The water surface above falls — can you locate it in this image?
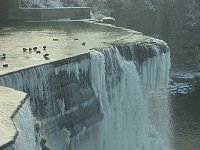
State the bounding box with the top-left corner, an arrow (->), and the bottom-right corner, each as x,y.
0,22 -> 133,75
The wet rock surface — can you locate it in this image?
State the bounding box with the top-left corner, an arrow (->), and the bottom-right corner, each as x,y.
170,71 -> 200,96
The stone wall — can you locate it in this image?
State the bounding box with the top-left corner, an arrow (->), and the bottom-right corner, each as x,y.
0,0 -> 91,20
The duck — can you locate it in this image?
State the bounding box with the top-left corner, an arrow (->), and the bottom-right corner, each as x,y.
43,46 -> 46,49
36,51 -> 41,54
1,53 -> 6,59
23,48 -> 27,52
33,47 -> 37,51
43,53 -> 49,60
82,42 -> 86,46
2,53 -> 6,59
3,64 -> 8,67
43,53 -> 49,57
53,39 -> 59,41
74,38 -> 78,40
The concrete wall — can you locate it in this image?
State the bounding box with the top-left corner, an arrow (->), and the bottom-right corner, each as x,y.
15,7 -> 91,20
0,0 -> 90,20
0,86 -> 30,150
0,52 -> 103,149
8,7 -> 91,20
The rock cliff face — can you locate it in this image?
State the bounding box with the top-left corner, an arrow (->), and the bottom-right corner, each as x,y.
97,0 -> 200,69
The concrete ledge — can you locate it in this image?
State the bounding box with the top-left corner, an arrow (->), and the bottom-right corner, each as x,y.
8,7 -> 91,21
0,87 -> 28,149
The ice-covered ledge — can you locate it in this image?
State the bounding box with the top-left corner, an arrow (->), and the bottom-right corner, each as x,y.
96,24 -> 169,62
0,86 -> 28,149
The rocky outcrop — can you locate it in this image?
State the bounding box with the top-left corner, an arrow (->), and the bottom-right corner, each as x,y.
170,71 -> 200,96
109,0 -> 200,69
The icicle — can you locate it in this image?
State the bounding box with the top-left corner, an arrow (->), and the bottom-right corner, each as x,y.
87,47 -> 169,150
141,46 -> 170,92
0,42 -> 171,150
13,99 -> 37,150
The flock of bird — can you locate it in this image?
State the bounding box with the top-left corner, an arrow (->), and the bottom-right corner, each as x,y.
22,46 -> 49,58
0,38 -> 86,68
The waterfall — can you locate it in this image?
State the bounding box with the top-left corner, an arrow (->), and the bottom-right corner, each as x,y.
140,47 -> 171,149
85,47 -> 170,150
0,44 -> 170,150
141,45 -> 170,91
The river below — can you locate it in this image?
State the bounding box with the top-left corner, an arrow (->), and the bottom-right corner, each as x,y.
172,94 -> 200,150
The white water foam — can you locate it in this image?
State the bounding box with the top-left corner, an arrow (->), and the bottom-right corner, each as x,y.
140,46 -> 171,149
0,44 -> 170,150
141,46 -> 170,91
86,47 -> 170,150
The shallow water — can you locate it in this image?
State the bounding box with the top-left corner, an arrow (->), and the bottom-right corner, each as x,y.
0,22 -> 130,74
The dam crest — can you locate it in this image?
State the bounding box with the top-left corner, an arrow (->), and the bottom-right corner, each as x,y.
0,21 -> 171,150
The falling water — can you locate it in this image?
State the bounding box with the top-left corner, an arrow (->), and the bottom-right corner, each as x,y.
0,44 -> 170,150
86,46 -> 170,150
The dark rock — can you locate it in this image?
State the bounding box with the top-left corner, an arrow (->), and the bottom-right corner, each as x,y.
40,138 -> 50,150
34,123 -> 40,133
170,71 -> 200,96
